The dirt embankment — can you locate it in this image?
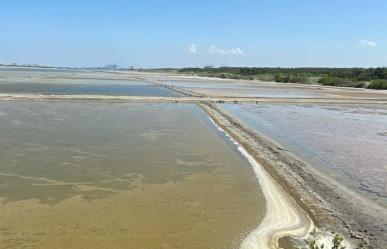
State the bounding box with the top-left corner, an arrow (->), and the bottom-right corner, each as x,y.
199,102 -> 387,249
207,113 -> 314,249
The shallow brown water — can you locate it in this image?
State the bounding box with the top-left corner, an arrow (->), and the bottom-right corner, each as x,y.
0,101 -> 264,249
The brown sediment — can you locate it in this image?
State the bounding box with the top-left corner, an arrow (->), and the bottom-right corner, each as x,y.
198,102 -> 387,249
0,102 -> 265,249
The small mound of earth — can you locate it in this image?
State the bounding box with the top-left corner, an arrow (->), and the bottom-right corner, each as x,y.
377,131 -> 387,136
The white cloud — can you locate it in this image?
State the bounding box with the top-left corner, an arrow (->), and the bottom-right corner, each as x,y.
358,40 -> 377,48
208,45 -> 245,55
188,43 -> 197,54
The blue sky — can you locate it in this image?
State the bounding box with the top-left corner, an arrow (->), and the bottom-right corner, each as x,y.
1,0 -> 386,68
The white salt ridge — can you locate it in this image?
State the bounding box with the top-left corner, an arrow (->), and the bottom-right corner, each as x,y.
208,116 -> 314,249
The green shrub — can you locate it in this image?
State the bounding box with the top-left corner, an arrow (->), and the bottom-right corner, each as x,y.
274,74 -> 307,83
332,234 -> 345,249
309,240 -> 324,249
367,79 -> 387,89
318,77 -> 363,88
308,234 -> 346,249
276,74 -> 292,83
290,75 -> 308,83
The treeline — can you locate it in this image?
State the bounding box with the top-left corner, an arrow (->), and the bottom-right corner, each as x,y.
179,67 -> 383,76
274,74 -> 308,83
317,77 -> 366,88
178,67 -> 387,89
367,79 -> 387,89
317,67 -> 387,89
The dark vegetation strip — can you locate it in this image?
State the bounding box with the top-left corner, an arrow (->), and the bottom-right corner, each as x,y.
178,67 -> 387,90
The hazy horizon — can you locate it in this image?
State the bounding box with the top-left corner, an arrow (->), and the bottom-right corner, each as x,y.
1,0 -> 387,68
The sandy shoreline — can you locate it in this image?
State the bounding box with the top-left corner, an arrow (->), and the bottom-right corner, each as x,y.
199,102 -> 387,249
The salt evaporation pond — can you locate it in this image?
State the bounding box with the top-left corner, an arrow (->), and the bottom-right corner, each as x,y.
0,101 -> 264,249
221,103 -> 387,207
0,67 -> 180,96
0,82 -> 180,96
162,80 -> 323,98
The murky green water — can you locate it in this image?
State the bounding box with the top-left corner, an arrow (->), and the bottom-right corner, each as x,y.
0,101 -> 264,249
221,103 -> 387,207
